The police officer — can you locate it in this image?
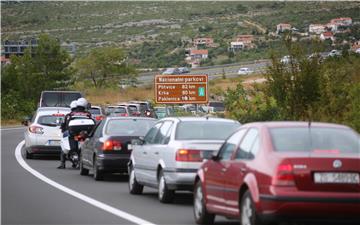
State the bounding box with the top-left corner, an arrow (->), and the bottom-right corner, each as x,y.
58,100 -> 78,169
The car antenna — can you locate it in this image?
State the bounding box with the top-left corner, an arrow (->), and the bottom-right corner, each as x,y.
308,109 -> 312,128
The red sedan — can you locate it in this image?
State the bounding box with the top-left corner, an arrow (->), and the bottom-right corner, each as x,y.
193,122 -> 360,225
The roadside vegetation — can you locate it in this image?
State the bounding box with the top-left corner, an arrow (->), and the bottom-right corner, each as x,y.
224,34 -> 360,132
2,33 -> 360,132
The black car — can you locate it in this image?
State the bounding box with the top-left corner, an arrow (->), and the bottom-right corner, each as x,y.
79,117 -> 157,180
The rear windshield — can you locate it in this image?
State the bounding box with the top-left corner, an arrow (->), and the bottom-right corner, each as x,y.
176,121 -> 240,140
41,93 -> 58,107
62,93 -> 82,107
270,127 -> 360,153
89,108 -> 101,115
113,108 -> 127,113
105,119 -> 156,136
37,115 -> 65,126
128,105 -> 138,112
41,92 -> 81,107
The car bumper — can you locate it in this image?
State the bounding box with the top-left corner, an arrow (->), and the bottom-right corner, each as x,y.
163,168 -> 198,191
26,145 -> 61,154
96,154 -> 130,173
25,133 -> 61,148
258,194 -> 360,222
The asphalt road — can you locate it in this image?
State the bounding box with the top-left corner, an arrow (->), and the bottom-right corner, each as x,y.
137,61 -> 269,85
1,127 -> 355,225
1,127 -> 236,225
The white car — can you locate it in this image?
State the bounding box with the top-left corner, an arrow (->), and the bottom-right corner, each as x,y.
162,68 -> 180,75
24,107 -> 70,159
128,117 -> 241,203
328,49 -> 341,57
238,67 -> 254,75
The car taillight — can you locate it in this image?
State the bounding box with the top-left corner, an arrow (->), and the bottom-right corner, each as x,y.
272,164 -> 295,186
29,126 -> 44,134
175,149 -> 202,162
102,140 -> 122,151
95,115 -> 103,121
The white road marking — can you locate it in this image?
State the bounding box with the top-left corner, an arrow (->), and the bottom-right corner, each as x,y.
15,140 -> 156,225
1,127 -> 24,131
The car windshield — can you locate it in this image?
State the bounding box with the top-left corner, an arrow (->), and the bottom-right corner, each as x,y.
37,115 -> 65,126
105,119 -> 156,136
270,127 -> 360,153
176,121 -> 240,140
113,107 -> 127,113
89,108 -> 101,115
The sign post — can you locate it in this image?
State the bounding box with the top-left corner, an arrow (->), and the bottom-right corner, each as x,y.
154,74 -> 208,104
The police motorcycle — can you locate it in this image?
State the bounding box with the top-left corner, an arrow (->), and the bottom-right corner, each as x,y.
60,114 -> 95,168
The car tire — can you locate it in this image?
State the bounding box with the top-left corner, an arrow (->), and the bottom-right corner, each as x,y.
240,190 -> 260,225
79,154 -> 89,176
193,181 -> 215,224
158,170 -> 174,203
93,156 -> 104,181
128,165 -> 143,195
25,149 -> 33,159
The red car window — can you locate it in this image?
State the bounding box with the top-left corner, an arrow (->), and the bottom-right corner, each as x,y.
236,128 -> 259,160
218,128 -> 247,160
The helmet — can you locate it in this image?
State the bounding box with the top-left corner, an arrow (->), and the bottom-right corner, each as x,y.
76,97 -> 88,108
70,100 -> 77,109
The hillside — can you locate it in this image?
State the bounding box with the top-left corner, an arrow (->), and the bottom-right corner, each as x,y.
2,1 -> 360,67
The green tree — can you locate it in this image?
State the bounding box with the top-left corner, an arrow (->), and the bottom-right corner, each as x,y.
224,83 -> 280,123
265,35 -> 322,120
74,47 -> 136,88
1,34 -> 74,119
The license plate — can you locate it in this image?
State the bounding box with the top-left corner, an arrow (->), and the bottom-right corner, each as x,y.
128,144 -> 132,150
48,140 -> 61,146
314,172 -> 360,184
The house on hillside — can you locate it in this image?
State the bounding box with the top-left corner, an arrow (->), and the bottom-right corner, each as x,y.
309,24 -> 326,34
236,35 -> 255,48
189,49 -> 208,59
193,37 -> 216,48
1,56 -> 11,65
320,31 -> 335,41
276,23 -> 291,34
185,49 -> 209,68
330,17 -> 352,26
229,42 -> 245,51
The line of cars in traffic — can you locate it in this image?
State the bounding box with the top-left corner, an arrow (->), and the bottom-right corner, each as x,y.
23,91 -> 360,225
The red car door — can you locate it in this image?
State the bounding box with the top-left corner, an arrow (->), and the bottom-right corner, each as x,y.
223,128 -> 260,216
205,128 -> 248,214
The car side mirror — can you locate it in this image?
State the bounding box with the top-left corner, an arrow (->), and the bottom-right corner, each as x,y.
211,153 -> 220,161
132,137 -> 145,145
22,116 -> 31,126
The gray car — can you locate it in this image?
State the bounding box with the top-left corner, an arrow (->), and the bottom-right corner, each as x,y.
128,117 -> 241,203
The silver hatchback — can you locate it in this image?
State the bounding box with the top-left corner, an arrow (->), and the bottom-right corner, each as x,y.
128,117 -> 241,203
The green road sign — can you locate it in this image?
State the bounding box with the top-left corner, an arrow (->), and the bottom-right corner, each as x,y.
198,87 -> 205,97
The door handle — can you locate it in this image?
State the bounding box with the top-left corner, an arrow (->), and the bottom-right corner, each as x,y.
142,151 -> 147,155
154,152 -> 159,155
221,168 -> 227,172
240,167 -> 247,173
